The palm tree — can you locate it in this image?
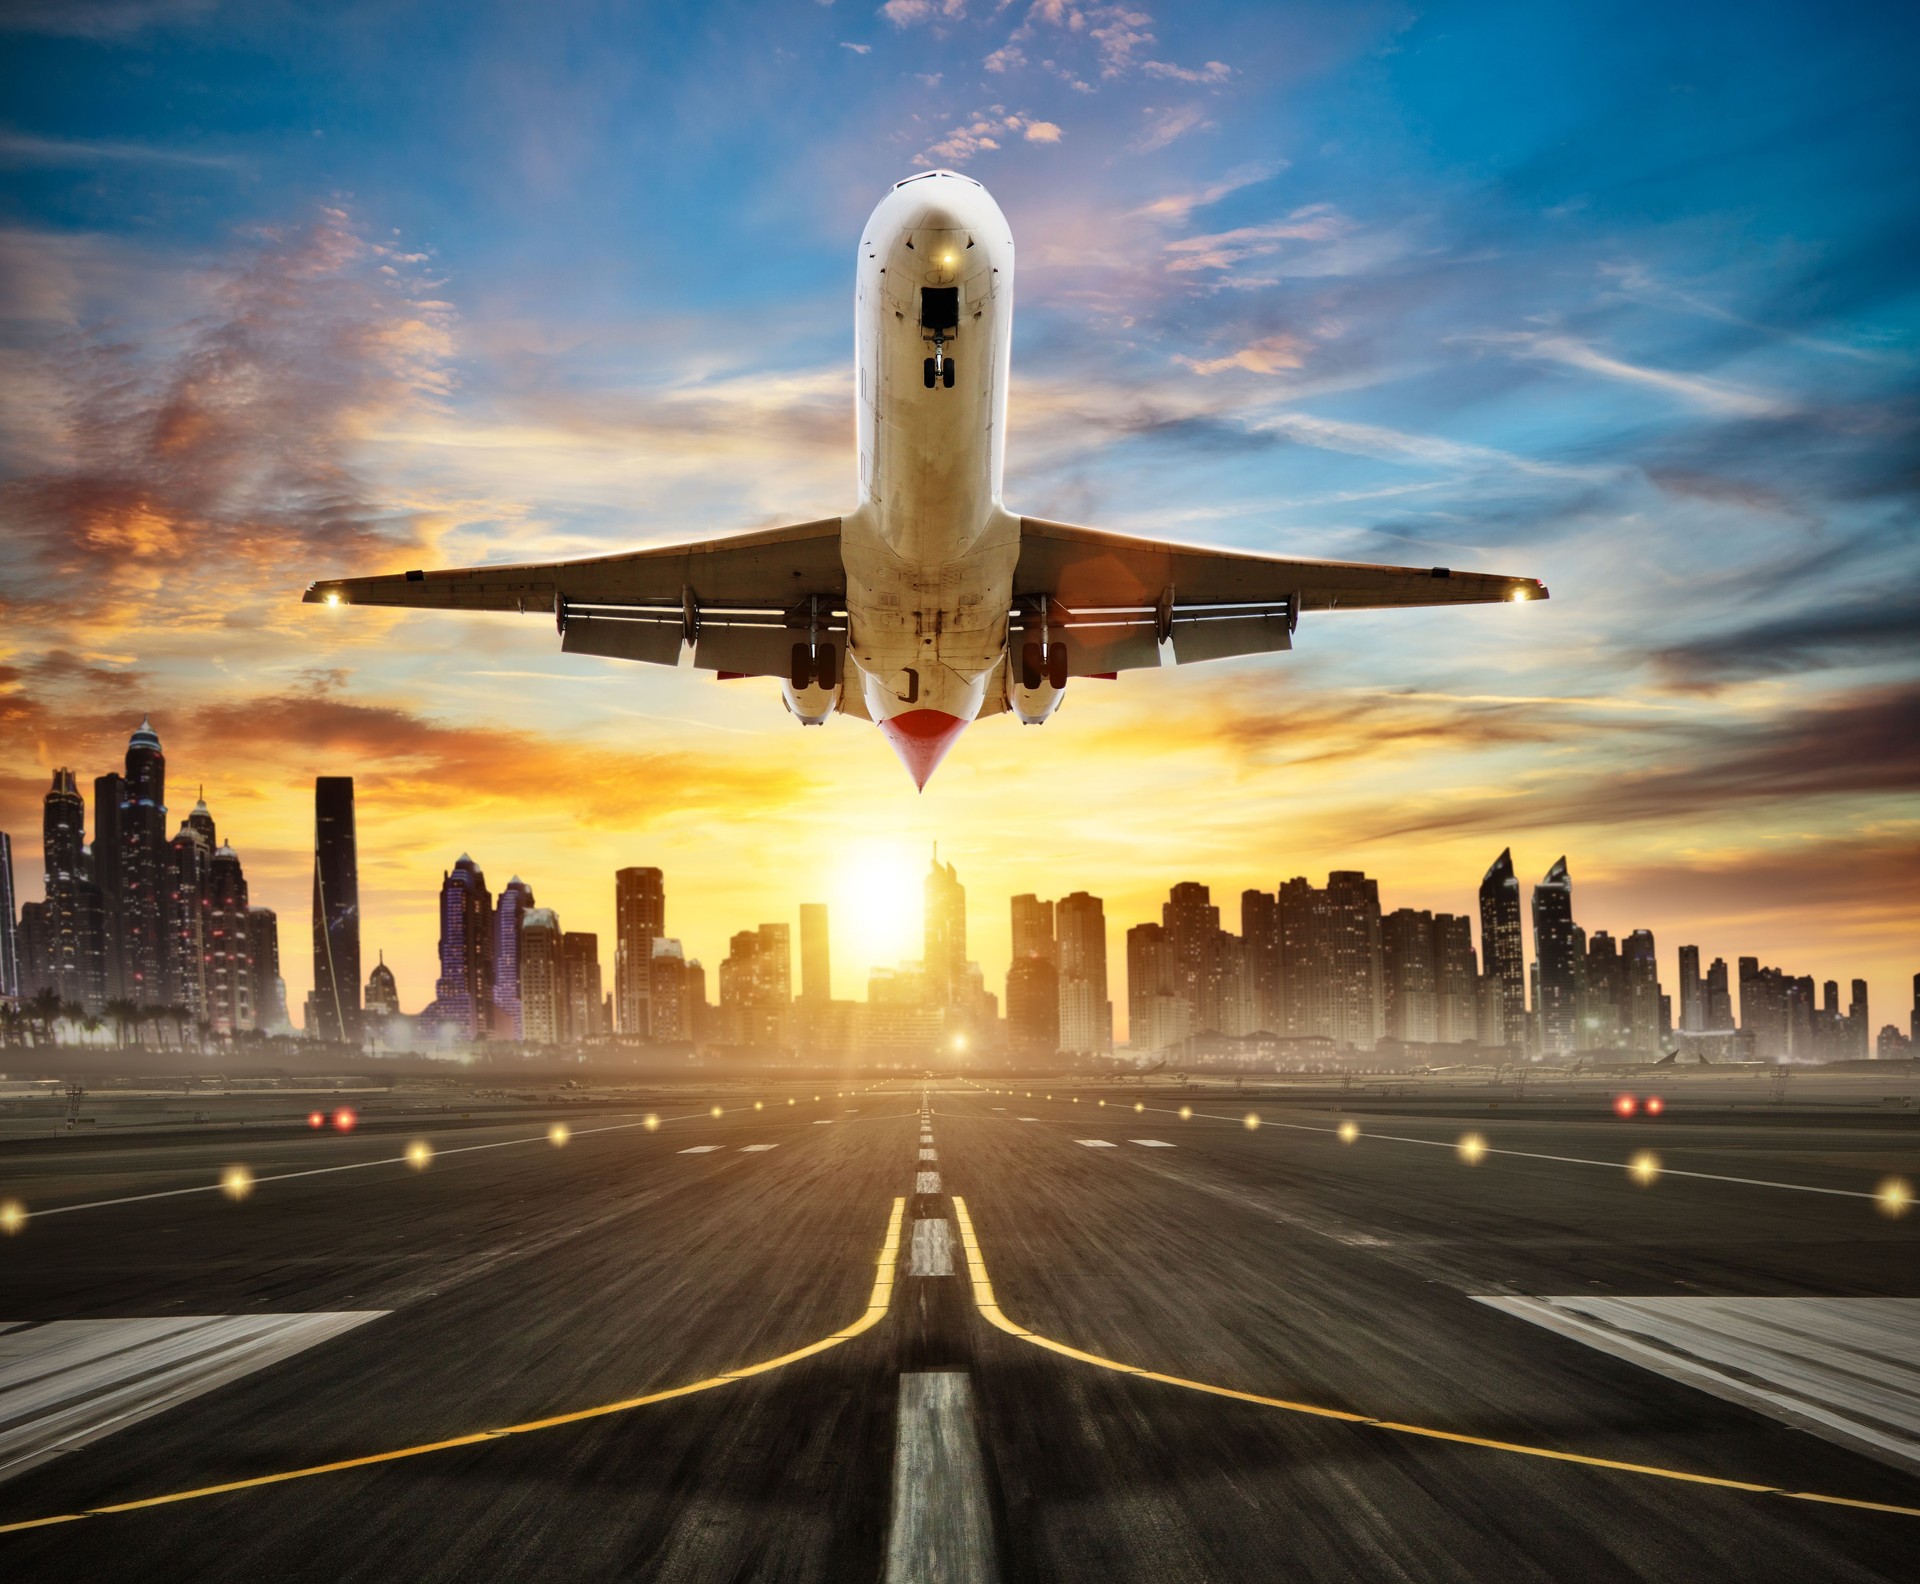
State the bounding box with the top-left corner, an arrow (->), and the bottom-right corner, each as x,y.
26,988 -> 64,1046
104,998 -> 141,1050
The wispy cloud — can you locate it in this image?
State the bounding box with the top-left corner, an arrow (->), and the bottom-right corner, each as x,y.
1468,330 -> 1790,417
0,130 -> 244,170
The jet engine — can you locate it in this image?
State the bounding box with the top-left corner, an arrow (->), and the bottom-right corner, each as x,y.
782,637 -> 842,726
1006,638 -> 1067,725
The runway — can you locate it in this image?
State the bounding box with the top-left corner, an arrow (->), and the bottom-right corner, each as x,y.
0,1083 -> 1915,1581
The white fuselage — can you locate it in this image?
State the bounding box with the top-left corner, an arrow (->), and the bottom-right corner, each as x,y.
843,172 -> 1019,734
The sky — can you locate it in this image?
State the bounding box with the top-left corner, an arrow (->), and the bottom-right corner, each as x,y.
0,0 -> 1915,1036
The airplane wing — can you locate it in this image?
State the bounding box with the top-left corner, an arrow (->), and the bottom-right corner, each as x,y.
304,518 -> 845,676
1012,516 -> 1547,674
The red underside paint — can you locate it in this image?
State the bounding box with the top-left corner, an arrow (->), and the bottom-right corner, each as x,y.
878,709 -> 968,789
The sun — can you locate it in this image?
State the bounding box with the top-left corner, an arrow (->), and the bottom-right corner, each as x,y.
831,838 -> 925,981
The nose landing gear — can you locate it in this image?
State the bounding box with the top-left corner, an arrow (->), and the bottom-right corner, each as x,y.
923,342 -> 956,389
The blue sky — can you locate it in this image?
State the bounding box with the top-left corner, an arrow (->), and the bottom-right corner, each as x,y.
1,0 -> 1915,1027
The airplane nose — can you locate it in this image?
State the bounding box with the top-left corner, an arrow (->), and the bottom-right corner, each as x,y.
878,709 -> 968,789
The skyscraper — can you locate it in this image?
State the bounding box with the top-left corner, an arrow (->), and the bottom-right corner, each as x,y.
1324,871 -> 1384,1051
1056,891 -> 1111,1056
1705,957 -> 1733,1029
614,866 -> 665,1036
518,911 -> 564,1043
204,842 -> 252,1036
248,907 -> 287,1034
1477,848 -> 1526,1050
1162,883 -> 1220,1033
0,831 -> 17,1004
718,925 -> 792,1048
1625,930 -> 1661,1050
1126,920 -> 1189,1056
650,938 -> 690,1041
119,719 -> 169,1007
42,768 -> 105,1014
312,777 -> 361,1045
1241,890 -> 1281,1035
430,854 -> 493,1042
1532,857 -> 1579,1056
1006,894 -> 1059,1062
492,876 -> 535,1039
1278,877 -> 1332,1039
1677,944 -> 1704,1033
799,902 -> 831,1003
1847,979 -> 1869,1058
562,932 -> 605,1039
1433,914 -> 1478,1043
92,773 -> 124,1000
165,812 -> 213,1024
1382,908 -> 1438,1044
923,847 -> 967,1008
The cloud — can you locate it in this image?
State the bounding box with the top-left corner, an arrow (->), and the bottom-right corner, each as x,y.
984,44 -> 1025,72
1351,682 -> 1920,841
880,0 -> 964,25
1176,333 -> 1310,376
917,109 -> 1062,166
1469,331 -> 1790,418
1161,205 -> 1355,271
1129,104 -> 1210,153
839,41 -> 871,54
0,0 -> 213,37
0,131 -> 244,170
1140,59 -> 1229,84
1648,586 -> 1920,690
0,209 -> 455,635
1131,162 -> 1284,224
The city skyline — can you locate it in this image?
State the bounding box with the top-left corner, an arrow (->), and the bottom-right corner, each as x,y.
2,727 -> 1906,1061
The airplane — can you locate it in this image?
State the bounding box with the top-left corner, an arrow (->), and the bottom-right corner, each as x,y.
305,170 -> 1547,788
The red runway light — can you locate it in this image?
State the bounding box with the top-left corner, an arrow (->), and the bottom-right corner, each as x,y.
332,1107 -> 356,1132
1645,1096 -> 1664,1116
1614,1095 -> 1638,1118
307,1111 -> 324,1129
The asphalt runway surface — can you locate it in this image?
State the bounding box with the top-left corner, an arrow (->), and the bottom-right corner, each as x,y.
0,1083 -> 1915,1581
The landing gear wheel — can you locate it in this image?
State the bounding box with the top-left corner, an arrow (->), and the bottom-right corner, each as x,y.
1046,641 -> 1068,689
818,642 -> 840,689
790,643 -> 812,692
1021,642 -> 1044,691
942,358 -> 956,388
923,358 -> 937,389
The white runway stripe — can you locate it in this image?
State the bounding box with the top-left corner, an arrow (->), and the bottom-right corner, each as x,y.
919,1148 -> 937,1161
738,1144 -> 779,1153
0,1313 -> 383,1483
1479,1295 -> 1920,1475
678,1146 -> 723,1154
916,1172 -> 942,1195
908,1218 -> 954,1277
1075,1139 -> 1116,1149
1130,1139 -> 1176,1148
884,1372 -> 997,1584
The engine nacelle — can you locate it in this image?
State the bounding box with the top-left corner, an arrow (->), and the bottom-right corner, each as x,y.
1006,641 -> 1065,725
782,678 -> 841,726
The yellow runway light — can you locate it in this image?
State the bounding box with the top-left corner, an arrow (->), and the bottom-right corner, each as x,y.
1629,1150 -> 1660,1186
548,1123 -> 570,1147
1338,1120 -> 1359,1144
1,1198 -> 28,1234
406,1141 -> 433,1171
1243,1112 -> 1261,1131
1880,1177 -> 1912,1218
221,1165 -> 254,1202
1457,1132 -> 1487,1165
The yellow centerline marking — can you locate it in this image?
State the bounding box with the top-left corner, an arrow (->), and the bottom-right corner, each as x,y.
0,1197 -> 906,1537
949,1196 -> 1920,1521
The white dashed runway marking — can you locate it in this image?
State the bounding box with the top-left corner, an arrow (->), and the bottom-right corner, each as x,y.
1130,1139 -> 1176,1148
678,1146 -> 723,1154
908,1218 -> 954,1277
916,1172 -> 941,1195
738,1144 -> 779,1153
919,1148 -> 937,1161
